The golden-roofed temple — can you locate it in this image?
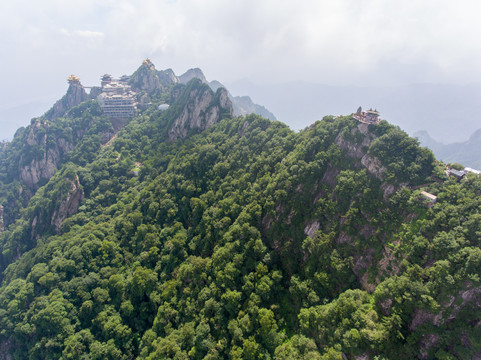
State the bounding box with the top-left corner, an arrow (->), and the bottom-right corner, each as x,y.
67,74 -> 81,84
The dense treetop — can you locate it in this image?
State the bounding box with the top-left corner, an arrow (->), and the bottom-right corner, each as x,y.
0,66 -> 479,359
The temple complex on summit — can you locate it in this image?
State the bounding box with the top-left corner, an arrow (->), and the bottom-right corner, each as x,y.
66,73 -> 137,119
353,107 -> 381,124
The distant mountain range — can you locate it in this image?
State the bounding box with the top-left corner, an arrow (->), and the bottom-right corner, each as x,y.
226,80 -> 481,143
415,129 -> 481,169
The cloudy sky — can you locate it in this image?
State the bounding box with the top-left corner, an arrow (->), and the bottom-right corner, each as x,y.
1,0 -> 481,138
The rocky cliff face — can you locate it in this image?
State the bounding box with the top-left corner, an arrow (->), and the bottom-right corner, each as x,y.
18,119 -> 74,188
178,68 -> 208,84
168,83 -> 233,141
28,174 -> 84,241
179,70 -> 277,121
129,59 -> 163,93
335,122 -> 386,179
0,205 -> 4,233
50,175 -> 84,233
45,81 -> 89,120
157,69 -> 178,87
88,86 -> 102,100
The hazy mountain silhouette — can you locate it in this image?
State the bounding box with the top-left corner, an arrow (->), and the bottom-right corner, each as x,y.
226,80 -> 481,143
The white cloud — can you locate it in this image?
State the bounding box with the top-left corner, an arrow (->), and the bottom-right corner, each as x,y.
74,30 -> 105,38
1,0 -> 481,109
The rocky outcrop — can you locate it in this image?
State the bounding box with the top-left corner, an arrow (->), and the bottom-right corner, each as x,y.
50,175 -> 84,232
304,220 -> 320,238
408,284 -> 481,358
361,154 -> 386,180
18,119 -> 74,188
0,205 -> 4,233
335,123 -> 375,157
157,69 -> 178,87
88,86 -> 102,99
334,123 -> 387,179
181,72 -> 277,121
29,175 -> 84,239
45,80 -> 89,120
129,59 -> 163,93
168,82 -> 233,141
179,68 -> 208,84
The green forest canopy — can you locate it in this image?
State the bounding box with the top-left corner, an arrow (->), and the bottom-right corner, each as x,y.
0,78 -> 479,359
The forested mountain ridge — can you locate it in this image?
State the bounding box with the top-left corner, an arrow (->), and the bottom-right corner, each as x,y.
0,62 -> 481,359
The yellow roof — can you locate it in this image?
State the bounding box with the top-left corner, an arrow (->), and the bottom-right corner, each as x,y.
67,74 -> 80,83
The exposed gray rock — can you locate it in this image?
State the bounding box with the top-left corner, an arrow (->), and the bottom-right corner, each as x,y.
183,76 -> 277,121
381,183 -> 395,197
157,68 -> 178,86
129,59 -> 162,93
0,141 -> 8,153
419,333 -> 440,359
354,354 -> 370,360
50,175 -> 84,232
337,230 -> 353,245
218,86 -> 232,111
88,86 -> 102,99
320,165 -> 339,187
209,80 -> 224,92
361,154 -> 386,179
335,123 -> 375,159
304,220 -> 320,238
179,68 -> 208,84
0,204 -> 4,233
168,86 -> 233,141
209,80 -> 277,120
18,119 -> 74,188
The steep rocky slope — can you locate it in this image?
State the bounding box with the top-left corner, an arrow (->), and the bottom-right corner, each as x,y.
168,79 -> 233,140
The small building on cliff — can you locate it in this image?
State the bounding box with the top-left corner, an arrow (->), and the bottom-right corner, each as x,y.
420,191 -> 437,207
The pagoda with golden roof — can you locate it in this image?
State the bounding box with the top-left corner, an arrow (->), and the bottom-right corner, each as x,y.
67,74 -> 81,84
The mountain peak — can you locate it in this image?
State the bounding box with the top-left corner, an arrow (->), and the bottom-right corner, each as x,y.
43,75 -> 89,120
179,68 -> 207,84
141,57 -> 156,71
129,59 -> 163,92
168,79 -> 233,140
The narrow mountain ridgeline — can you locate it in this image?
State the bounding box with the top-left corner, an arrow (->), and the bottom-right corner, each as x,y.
0,62 -> 481,359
